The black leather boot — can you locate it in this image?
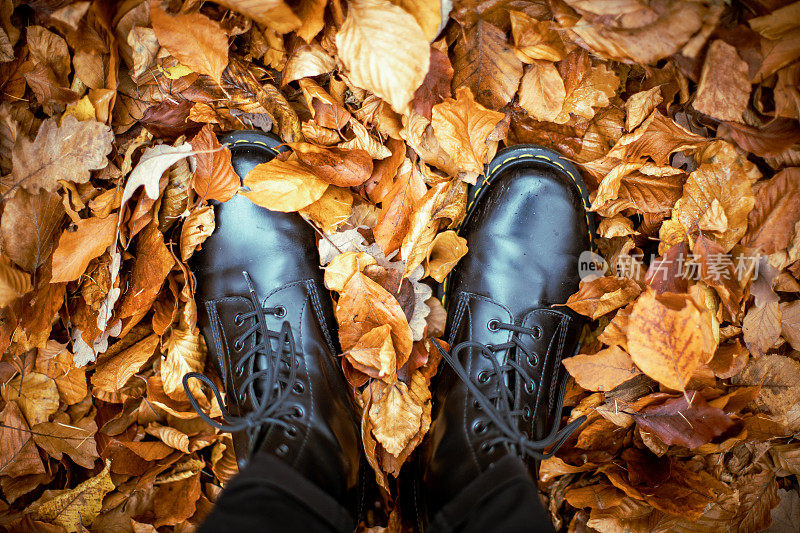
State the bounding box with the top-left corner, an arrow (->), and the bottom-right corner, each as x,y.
408,145 -> 594,528
183,131 -> 365,520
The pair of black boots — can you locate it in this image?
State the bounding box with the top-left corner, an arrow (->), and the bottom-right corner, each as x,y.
183,131 -> 592,530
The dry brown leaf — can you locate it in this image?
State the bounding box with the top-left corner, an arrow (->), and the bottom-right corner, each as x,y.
742,168 -> 800,254
32,417 -> 99,469
342,324 -> 397,384
431,87 -> 505,178
341,119 -> 392,160
368,379 -> 423,456
625,86 -> 663,131
161,327 -> 207,400
180,205 -> 215,262
92,334 -> 159,394
425,230 -> 468,282
627,290 -> 715,391
1,372 -> 59,426
0,188 -> 64,273
282,43 -> 336,86
336,272 -> 413,366
0,254 -> 32,306
146,423 -> 191,453
9,116 -> 112,194
564,346 -> 642,392
324,251 -> 377,293
733,354 -> 800,416
510,10 -> 566,63
51,214 -> 118,283
518,60 -> 566,123
374,160 -> 426,254
290,142 -> 373,187
555,56 -> 619,124
565,276 -> 642,320
742,301 -> 782,356
241,158 -> 329,212
299,186 -> 353,234
781,301 -> 800,351
212,0 -> 300,34
0,401 -> 46,477
118,223 -> 174,320
34,460 -> 114,532
451,19 -> 523,110
191,124 -> 240,203
150,3 -> 229,84
693,40 -> 751,123
335,0 -> 430,114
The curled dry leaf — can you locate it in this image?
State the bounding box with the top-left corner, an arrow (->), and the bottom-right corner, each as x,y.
282,43 -> 336,86
0,188 -> 65,273
342,324 -> 397,385
565,276 -> 642,320
91,334 -> 159,395
299,186 -> 354,234
368,379 -> 423,456
625,86 -> 663,132
0,401 -> 46,478
180,206 -> 215,262
191,124 -> 240,203
146,423 -> 191,453
335,0 -> 430,114
518,60 -> 566,123
0,254 -> 32,306
510,10 -> 567,63
212,0 -> 300,34
425,230 -> 468,282
324,251 -> 377,293
241,158 -> 329,212
290,142 -> 373,187
742,168 -> 800,254
32,417 -> 99,469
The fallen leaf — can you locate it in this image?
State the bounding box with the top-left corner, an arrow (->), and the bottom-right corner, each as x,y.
425,230 -> 468,282
299,186 -> 353,234
368,379 -> 423,456
742,301 -> 782,356
566,276 -> 642,319
153,470 -> 201,527
117,223 -> 174,320
212,0 -> 300,34
241,157 -> 329,212
564,346 -> 642,392
411,47 -> 453,120
0,401 -> 46,477
324,251 -> 377,293
781,301 -> 800,351
518,60 -> 566,123
150,3 -> 229,84
336,272 -> 413,367
290,142 -> 373,187
625,86 -> 663,131
693,40 -> 751,123
34,460 -> 115,532
281,43 -> 336,86
733,354 -> 800,416
190,124 -> 239,203
342,324 -> 397,385
121,143 -> 194,212
627,290 -> 714,391
0,188 -> 64,273
145,422 -> 190,453
742,168 -> 800,254
10,116 -> 112,194
374,160 -> 426,254
180,205 -> 215,262
451,19 -> 523,109
161,327 -> 206,400
510,10 -> 566,62
51,215 -> 118,283
431,87 -> 505,177
1,372 -> 59,426
555,54 -> 619,124
0,254 -> 32,306
91,334 -> 159,394
631,393 -> 735,449
32,417 -> 99,469
335,0 -> 430,114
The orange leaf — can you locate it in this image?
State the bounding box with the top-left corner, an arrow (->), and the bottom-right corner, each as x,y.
51,214 -> 118,283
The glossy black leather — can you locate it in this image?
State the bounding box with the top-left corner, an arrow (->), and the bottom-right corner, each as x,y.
190,131 -> 363,513
415,145 -> 591,524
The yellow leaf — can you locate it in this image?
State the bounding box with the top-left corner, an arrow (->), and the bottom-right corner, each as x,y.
160,64 -> 193,80
180,205 -> 215,262
431,87 -> 505,176
51,214 -> 118,283
212,0 -> 300,34
0,254 -> 31,307
34,460 -> 115,532
299,186 -> 354,234
425,230 -> 468,282
555,61 -> 619,124
509,11 -> 566,62
518,60 -> 566,123
1,372 -> 59,426
563,346 -> 642,392
627,290 -> 715,391
391,0 -> 442,41
162,327 -> 207,400
146,422 -> 191,453
241,158 -> 329,212
62,95 -> 96,122
324,251 -> 377,293
625,86 -> 663,131
149,4 -> 228,84
343,324 -> 397,382
368,379 -> 423,456
335,0 -> 430,114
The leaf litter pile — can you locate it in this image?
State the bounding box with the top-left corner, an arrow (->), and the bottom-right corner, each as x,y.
0,0 -> 800,531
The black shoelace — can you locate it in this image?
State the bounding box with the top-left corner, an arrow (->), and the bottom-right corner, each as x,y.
183,272 -> 302,454
432,318 -> 585,460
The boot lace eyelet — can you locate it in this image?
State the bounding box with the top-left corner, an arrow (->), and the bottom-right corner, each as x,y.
234,313 -> 244,326
284,426 -> 298,438
291,405 -> 305,419
526,354 -> 538,367
233,338 -> 244,352
523,405 -> 532,421
487,319 -> 500,332
480,442 -> 495,454
473,399 -> 481,410
276,443 -> 290,456
524,381 -> 536,394
477,370 -> 490,384
472,420 -> 487,434
532,326 -> 542,338
292,382 -> 305,394
274,306 -> 287,318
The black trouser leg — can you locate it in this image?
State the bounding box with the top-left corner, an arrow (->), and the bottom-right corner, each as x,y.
200,453 -> 354,533
428,455 -> 555,533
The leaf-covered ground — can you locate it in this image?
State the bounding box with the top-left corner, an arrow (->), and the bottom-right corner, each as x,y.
0,0 -> 799,531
